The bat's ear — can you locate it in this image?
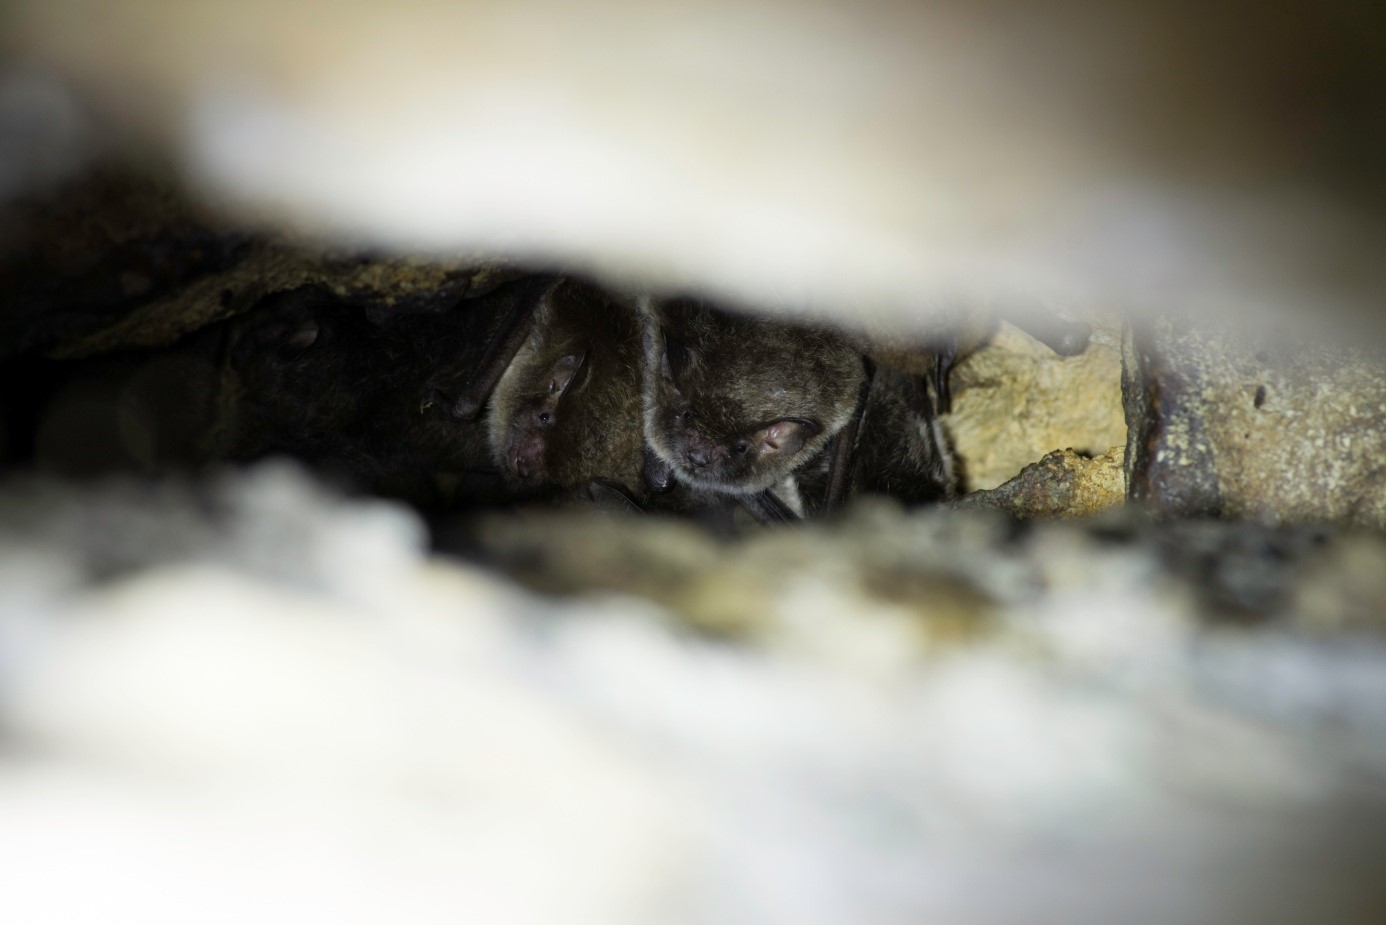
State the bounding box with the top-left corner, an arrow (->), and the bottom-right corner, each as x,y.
238,313 -> 322,365
251,316 -> 320,361
642,447 -> 677,494
751,418 -> 815,460
238,286 -> 333,363
660,328 -> 694,384
533,279 -> 562,326
281,319 -> 320,353
549,349 -> 590,399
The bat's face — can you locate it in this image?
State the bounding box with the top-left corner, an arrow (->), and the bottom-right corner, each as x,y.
487,281 -> 646,494
641,297 -> 865,495
491,342 -> 590,486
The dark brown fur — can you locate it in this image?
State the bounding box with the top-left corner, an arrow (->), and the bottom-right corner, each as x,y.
217,285 -> 500,504
639,295 -> 866,498
799,366 -> 957,512
487,279 -> 648,498
219,277 -> 654,508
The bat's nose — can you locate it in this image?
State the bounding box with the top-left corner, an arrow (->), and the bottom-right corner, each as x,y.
686,446 -> 711,468
512,451 -> 531,480
508,432 -> 546,483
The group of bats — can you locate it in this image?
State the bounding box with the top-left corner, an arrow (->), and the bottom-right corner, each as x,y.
213,272 -> 1089,524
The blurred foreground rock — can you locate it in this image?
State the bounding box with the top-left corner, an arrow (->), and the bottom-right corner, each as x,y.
3,465 -> 1386,925
10,1 -> 1386,325
1124,315 -> 1386,528
460,494 -> 1386,635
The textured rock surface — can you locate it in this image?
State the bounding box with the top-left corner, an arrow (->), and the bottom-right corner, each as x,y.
52,247 -> 514,359
1125,315 -> 1386,527
947,320 -> 1127,491
954,446 -> 1125,519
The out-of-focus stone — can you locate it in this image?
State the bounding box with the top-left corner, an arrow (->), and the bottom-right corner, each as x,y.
0,162 -> 515,359
14,0 -> 1386,330
1292,533 -> 1386,633
463,500 -> 1009,649
6,467 -> 1386,924
1124,316 -> 1386,528
954,446 -> 1125,519
946,320 -> 1127,491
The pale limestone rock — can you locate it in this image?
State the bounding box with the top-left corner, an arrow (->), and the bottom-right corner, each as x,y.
955,446 -> 1126,519
947,321 -> 1127,491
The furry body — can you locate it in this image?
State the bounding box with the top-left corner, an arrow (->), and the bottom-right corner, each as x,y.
487,279 -> 647,498
639,296 -> 865,497
640,294 -> 957,515
222,277 -> 651,508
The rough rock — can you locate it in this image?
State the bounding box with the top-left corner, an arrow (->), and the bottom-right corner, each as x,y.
947,319 -> 1127,491
954,446 -> 1125,519
1124,314 -> 1386,527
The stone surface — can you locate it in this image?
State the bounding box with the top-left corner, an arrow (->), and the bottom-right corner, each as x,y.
1124,315 -> 1386,528
953,446 -> 1125,519
50,246 -> 517,359
946,319 -> 1127,491
0,163 -> 516,360
12,1 -> 1386,329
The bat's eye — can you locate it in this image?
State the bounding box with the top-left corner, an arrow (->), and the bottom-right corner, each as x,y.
731,439 -> 750,456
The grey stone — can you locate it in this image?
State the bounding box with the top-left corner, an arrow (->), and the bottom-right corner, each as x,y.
1124,315 -> 1386,527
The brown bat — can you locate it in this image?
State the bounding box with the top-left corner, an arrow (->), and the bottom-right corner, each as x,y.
638,292 -> 978,520
473,277 -> 649,500
796,362 -> 958,512
218,275 -> 653,509
638,294 -> 875,520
